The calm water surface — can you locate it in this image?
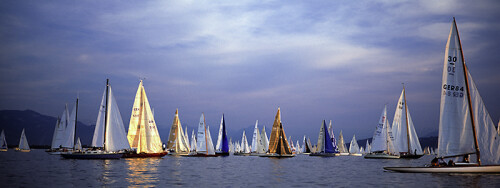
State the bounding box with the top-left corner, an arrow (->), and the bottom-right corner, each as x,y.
1,150 -> 499,187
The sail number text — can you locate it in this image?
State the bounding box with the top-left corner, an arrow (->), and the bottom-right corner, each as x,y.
442,84 -> 464,98
447,56 -> 457,75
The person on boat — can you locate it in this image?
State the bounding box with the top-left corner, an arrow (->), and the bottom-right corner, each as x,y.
431,157 -> 447,167
462,155 -> 470,163
448,160 -> 455,166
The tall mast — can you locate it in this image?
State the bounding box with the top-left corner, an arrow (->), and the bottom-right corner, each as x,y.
74,96 -> 79,149
454,17 -> 480,165
104,79 -> 109,150
403,84 -> 411,154
204,113 -> 208,155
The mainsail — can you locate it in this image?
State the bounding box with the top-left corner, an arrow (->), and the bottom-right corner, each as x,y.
51,106 -> 68,149
240,131 -> 251,153
349,135 -> 360,154
268,108 -> 292,155
438,18 -> 500,165
196,113 -> 215,155
166,109 -> 190,153
1,130 -> 7,150
18,128 -> 30,150
127,80 -> 163,154
262,126 -> 269,151
370,105 -> 398,155
392,87 -> 423,155
251,120 -> 259,152
338,131 -> 348,153
315,120 -> 336,153
215,114 -> 229,153
328,120 -> 339,152
75,137 -> 82,151
62,102 -> 77,148
190,129 -> 197,152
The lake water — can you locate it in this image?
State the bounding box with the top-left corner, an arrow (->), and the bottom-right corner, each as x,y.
1,150 -> 499,187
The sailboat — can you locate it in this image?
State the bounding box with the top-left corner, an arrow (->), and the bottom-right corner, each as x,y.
337,131 -> 349,155
215,114 -> 229,156
0,130 -> 7,151
328,120 -> 339,154
234,130 -> 251,156
75,137 -> 82,151
295,140 -> 301,154
365,105 -> 400,159
47,106 -> 68,154
62,79 -> 130,159
261,126 -> 269,151
365,140 -> 371,154
15,128 -> 30,152
310,120 -> 339,157
187,113 -> 216,157
385,18 -> 500,173
349,135 -> 362,156
124,80 -> 167,158
391,85 -> 424,159
166,109 -> 190,155
189,129 -> 197,153
260,107 -> 295,157
301,135 -> 312,154
250,120 -> 259,153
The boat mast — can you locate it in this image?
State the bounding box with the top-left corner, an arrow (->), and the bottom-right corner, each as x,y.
104,79 -> 109,151
204,113 -> 208,155
454,17 -> 481,165
74,96 -> 79,150
403,84 -> 411,154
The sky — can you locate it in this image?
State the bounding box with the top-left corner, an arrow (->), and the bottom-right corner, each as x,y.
1,0 -> 500,143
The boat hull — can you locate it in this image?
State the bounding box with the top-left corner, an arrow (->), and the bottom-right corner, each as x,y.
215,152 -> 230,156
259,153 -> 295,158
0,148 -> 7,152
122,152 -> 168,158
183,153 -> 218,157
61,152 -> 123,159
339,152 -> 350,156
364,153 -> 400,159
384,165 -> 500,173
233,152 -> 251,156
15,148 -> 30,152
167,152 -> 190,156
309,153 -> 338,157
399,154 -> 424,159
349,153 -> 363,156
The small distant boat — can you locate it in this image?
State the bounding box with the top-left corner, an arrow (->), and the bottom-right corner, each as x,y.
301,135 -> 313,154
62,79 -> 130,159
310,120 -> 339,157
365,105 -> 400,159
47,98 -> 80,155
349,135 -> 362,156
166,109 -> 190,156
186,113 -> 216,157
385,18 -> 500,173
15,128 -> 30,152
337,131 -> 349,156
391,85 -> 423,159
295,140 -> 301,154
234,130 -> 251,156
260,107 -> 295,158
215,114 -> 230,156
365,140 -> 371,154
0,130 -> 7,152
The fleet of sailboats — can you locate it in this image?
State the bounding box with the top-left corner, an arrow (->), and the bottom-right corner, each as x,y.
385,18 -> 500,173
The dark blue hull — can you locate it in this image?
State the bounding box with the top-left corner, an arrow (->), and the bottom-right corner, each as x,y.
61,153 -> 123,159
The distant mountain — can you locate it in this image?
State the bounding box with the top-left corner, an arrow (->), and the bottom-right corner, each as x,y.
0,110 -> 94,146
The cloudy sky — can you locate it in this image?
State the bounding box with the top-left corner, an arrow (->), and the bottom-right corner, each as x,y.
1,0 -> 499,142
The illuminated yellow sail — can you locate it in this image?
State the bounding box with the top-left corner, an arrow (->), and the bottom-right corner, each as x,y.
268,108 -> 292,155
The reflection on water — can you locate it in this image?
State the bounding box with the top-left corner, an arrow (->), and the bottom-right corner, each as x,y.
125,158 -> 160,187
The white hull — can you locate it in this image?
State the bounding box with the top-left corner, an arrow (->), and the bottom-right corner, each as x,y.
384,165 -> 500,173
349,153 -> 363,156
339,152 -> 349,156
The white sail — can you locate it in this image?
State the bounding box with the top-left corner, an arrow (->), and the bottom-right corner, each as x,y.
104,85 -> 130,152
75,137 -> 82,151
196,113 -> 208,153
184,126 -> 190,150
392,88 -> 423,155
1,130 -> 7,150
262,126 -> 269,151
205,126 -> 215,155
18,128 -> 29,150
338,131 -> 347,153
349,135 -> 360,154
92,89 -> 106,148
215,115 -> 224,151
251,120 -> 259,152
316,122 -> 326,153
438,19 -> 500,165
190,129 -> 197,152
370,105 -> 398,155
62,104 -> 77,148
127,81 -> 163,154
241,131 -> 250,153
365,140 -> 371,154
295,140 -> 301,154
52,106 -> 68,149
